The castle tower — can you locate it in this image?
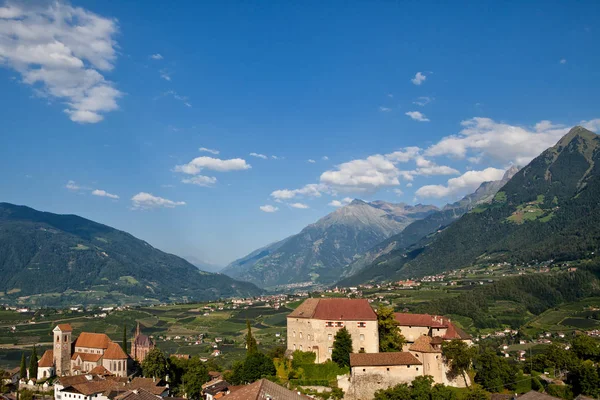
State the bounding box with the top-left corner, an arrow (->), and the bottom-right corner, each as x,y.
53,324 -> 72,376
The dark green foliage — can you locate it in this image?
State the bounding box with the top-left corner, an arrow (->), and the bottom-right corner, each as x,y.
377,305 -> 406,352
345,128 -> 600,285
332,327 -> 353,368
182,358 -> 209,400
571,334 -> 600,362
225,352 -> 276,385
442,340 -> 475,387
546,384 -> 574,400
474,349 -> 518,392
374,376 -> 457,400
569,361 -> 600,397
28,345 -> 37,380
0,202 -> 261,305
20,353 -> 26,380
142,348 -> 167,379
267,345 -> 286,360
291,350 -> 316,369
417,268 -> 600,329
245,320 -> 257,355
463,387 -> 489,400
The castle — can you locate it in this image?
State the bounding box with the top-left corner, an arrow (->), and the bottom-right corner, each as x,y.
37,322 -> 155,380
287,299 -> 473,400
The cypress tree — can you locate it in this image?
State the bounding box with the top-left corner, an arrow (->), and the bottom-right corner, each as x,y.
20,353 -> 26,380
245,320 -> 257,355
28,346 -> 37,380
122,324 -> 128,354
332,327 -> 353,368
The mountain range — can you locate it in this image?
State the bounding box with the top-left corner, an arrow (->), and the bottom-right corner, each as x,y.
339,126 -> 600,286
221,201 -> 438,288
0,203 -> 261,306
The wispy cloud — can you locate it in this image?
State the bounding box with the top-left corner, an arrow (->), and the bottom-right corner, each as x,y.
131,192 -> 185,209
271,155 -> 283,160
249,152 -> 268,159
260,205 -> 278,213
181,175 -> 217,187
66,180 -> 82,191
328,197 -> 353,207
411,72 -> 427,85
405,111 -> 430,122
289,202 -> 309,209
307,159 -> 316,163
199,147 -> 220,155
413,96 -> 433,106
560,58 -> 567,64
379,106 -> 392,112
175,156 -> 251,175
0,2 -> 122,123
150,53 -> 163,60
322,156 -> 329,161
160,68 -> 171,81
92,189 -> 119,199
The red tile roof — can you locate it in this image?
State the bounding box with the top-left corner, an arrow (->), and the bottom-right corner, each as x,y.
72,352 -> 103,362
127,378 -> 168,395
394,313 -> 449,328
104,342 -> 128,359
89,365 -> 113,376
288,298 -> 377,321
221,379 -> 309,399
56,324 -> 73,332
38,350 -> 54,368
350,352 -> 422,367
442,322 -> 472,340
75,332 -> 111,349
409,336 -> 441,353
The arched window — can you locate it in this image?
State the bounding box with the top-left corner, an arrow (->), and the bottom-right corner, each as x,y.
56,336 -> 60,343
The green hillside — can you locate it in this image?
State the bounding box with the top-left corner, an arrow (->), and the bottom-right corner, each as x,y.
340,126 -> 600,285
0,203 -> 262,306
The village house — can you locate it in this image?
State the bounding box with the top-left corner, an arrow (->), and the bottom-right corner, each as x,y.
393,313 -> 473,347
286,298 -> 379,363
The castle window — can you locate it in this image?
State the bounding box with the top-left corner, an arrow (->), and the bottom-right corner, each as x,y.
293,331 -> 296,338
357,322 -> 366,328
335,322 -> 344,327
57,337 -> 59,343
293,344 -> 297,350
416,367 -> 419,371
386,368 -> 389,371
328,334 -> 332,341
407,365 -> 411,368
326,322 -> 334,328
299,345 -> 303,351
362,369 -> 366,372
299,332 -> 303,339
360,334 -> 365,341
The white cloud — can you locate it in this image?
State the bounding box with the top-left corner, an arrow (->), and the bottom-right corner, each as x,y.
386,147 -> 420,163
322,156 -> 329,161
249,152 -> 268,159
131,192 -> 185,209
393,189 -> 403,196
65,180 -> 81,191
560,59 -> 567,64
181,175 -> 217,187
271,155 -> 283,160
411,72 -> 426,85
0,2 -> 121,123
289,202 -> 309,209
160,68 -> 171,81
92,189 -> 119,199
150,53 -> 163,60
320,155 -> 401,191
406,183 -> 413,187
199,147 -> 219,155
174,157 -> 251,175
271,184 -> 325,200
259,205 -> 278,213
307,159 -> 316,163
415,167 -> 505,199
413,96 -> 433,106
405,111 -> 430,122
413,157 -> 459,176
426,117 -> 600,166
379,106 -> 391,112
328,197 -> 353,207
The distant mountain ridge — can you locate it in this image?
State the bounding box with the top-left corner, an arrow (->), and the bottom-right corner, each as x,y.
339,126 -> 600,285
341,166 -> 520,278
0,203 -> 262,305
222,200 -> 438,288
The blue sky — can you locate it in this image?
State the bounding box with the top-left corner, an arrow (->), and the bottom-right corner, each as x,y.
0,1 -> 599,265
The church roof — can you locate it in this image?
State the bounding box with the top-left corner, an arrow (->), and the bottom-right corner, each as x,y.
89,365 -> 113,376
350,352 -> 422,367
104,342 -> 128,359
72,352 -> 103,362
288,298 -> 377,321
134,334 -> 153,347
38,350 -> 54,368
56,324 -> 73,332
75,332 -> 111,349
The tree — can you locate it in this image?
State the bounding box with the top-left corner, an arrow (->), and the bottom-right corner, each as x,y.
226,352 -> 275,385
474,349 -> 518,392
463,387 -> 488,400
442,340 -> 474,388
28,346 -> 37,381
142,348 -> 168,379
20,353 -> 27,380
431,384 -> 457,400
122,324 -> 128,354
377,306 -> 406,352
332,327 -> 353,368
411,375 -> 435,400
182,358 -> 209,400
246,320 -> 257,355
374,382 -> 411,400
572,334 -> 600,362
569,360 -> 600,397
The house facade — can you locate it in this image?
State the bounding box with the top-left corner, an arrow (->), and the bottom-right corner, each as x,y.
286,298 -> 379,363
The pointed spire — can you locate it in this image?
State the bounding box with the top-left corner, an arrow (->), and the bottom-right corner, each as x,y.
136,322 -> 140,336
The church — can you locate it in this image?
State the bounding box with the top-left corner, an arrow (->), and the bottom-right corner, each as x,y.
38,322 -> 155,379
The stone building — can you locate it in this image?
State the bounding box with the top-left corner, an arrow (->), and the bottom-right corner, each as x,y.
130,323 -> 155,363
287,298 -> 379,363
50,324 -> 129,377
394,313 -> 472,347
